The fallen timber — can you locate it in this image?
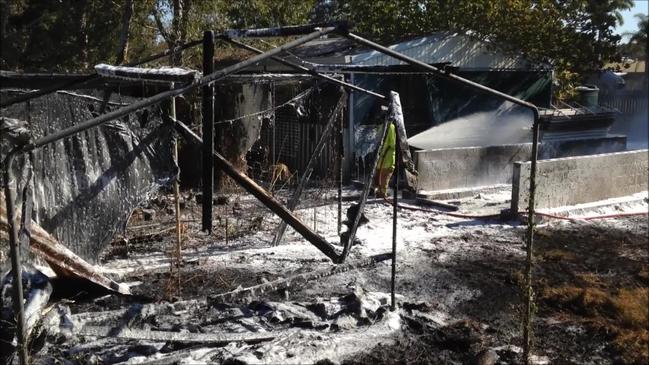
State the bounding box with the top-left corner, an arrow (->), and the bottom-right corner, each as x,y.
0,192 -> 131,295
170,118 -> 342,262
272,90 -> 347,246
208,253 -> 392,306
78,326 -> 277,345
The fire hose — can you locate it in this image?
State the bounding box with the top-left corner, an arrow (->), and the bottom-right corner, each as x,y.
377,195 -> 647,221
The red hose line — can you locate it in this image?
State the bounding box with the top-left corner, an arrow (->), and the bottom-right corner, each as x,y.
378,196 -> 648,221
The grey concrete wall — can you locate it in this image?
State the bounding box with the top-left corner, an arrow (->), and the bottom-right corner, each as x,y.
415,136 -> 626,191
416,144 -> 533,191
512,149 -> 648,211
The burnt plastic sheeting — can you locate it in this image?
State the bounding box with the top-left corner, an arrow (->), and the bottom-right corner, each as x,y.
1,91 -> 176,262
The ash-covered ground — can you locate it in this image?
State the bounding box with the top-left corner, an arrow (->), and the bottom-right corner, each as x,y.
21,186 -> 649,364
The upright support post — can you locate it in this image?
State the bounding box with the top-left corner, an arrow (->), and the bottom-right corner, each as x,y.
523,120 -> 541,364
337,107 -> 344,235
2,153 -> 28,365
202,30 -> 215,233
391,127 -> 399,311
171,83 -> 182,295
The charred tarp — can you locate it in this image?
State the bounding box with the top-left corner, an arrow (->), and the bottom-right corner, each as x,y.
1,91 -> 176,261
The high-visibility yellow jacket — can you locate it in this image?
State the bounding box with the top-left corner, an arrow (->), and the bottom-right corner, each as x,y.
378,123 -> 396,169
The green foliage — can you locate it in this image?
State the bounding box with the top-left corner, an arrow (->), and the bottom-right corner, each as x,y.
317,0 -> 633,99
620,13 -> 648,59
0,0 -> 636,92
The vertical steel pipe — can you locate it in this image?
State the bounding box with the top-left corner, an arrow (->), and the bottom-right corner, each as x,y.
523,120 -> 540,364
201,30 -> 215,233
337,107 -> 344,235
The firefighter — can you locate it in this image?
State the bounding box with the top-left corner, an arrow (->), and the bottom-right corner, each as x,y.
374,121 -> 396,198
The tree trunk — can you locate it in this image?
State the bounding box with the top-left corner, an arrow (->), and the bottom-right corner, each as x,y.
115,0 -> 134,65
0,0 -> 9,42
78,2 -> 89,69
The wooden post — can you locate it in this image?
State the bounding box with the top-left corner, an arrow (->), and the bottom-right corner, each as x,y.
2,153 -> 28,365
202,30 -> 215,233
391,127 -> 399,311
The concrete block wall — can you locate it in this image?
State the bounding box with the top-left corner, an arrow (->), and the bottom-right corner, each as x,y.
511,149 -> 648,211
415,136 -> 626,191
416,144 -> 533,191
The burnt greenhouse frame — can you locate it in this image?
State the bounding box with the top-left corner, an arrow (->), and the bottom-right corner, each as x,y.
1,22 -> 541,365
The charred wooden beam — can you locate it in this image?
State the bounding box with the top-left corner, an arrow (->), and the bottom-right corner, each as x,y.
271,91 -> 346,246
171,119 -> 341,262
0,192 -> 131,295
78,326 -> 276,345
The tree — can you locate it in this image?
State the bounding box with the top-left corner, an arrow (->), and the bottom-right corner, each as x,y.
115,0 -> 135,65
0,0 -> 152,71
621,13 -> 648,60
311,0 -> 633,99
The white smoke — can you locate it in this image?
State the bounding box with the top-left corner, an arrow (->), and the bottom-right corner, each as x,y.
408,102 -> 534,150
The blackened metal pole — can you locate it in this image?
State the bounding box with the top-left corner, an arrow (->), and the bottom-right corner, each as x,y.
2,152 -> 28,365
220,38 -> 386,100
391,128 -> 399,311
224,21 -> 348,38
523,121 -> 541,364
341,112 -> 391,260
340,32 -> 539,118
337,107 -> 344,235
171,82 -> 183,296
202,31 -> 215,233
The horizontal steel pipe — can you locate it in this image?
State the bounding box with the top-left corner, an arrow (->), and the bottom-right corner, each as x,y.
24,27 -> 336,151
224,21 -> 348,38
340,32 -> 539,120
221,37 -> 386,100
0,40 -> 203,108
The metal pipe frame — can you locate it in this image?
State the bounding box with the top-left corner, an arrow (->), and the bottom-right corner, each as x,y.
220,37 -> 386,100
391,125 -> 399,311
224,21 -> 350,39
14,27 -> 336,152
271,90 -> 346,246
0,28 -> 339,361
202,31 -> 215,233
2,26 -> 544,362
338,30 -> 541,363
0,40 -> 203,108
0,23 -> 345,108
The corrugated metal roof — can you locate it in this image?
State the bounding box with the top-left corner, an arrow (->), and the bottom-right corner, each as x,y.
350,32 -> 548,70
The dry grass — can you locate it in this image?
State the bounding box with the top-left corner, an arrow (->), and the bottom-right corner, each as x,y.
534,218 -> 648,364
540,285 -> 649,363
